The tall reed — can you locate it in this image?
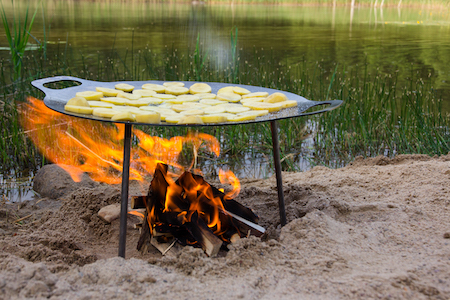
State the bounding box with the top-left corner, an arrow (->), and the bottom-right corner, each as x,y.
1,30 -> 449,178
1,1 -> 38,82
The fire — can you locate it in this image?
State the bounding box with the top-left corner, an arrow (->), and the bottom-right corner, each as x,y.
20,97 -> 240,193
148,163 -> 236,241
128,210 -> 145,220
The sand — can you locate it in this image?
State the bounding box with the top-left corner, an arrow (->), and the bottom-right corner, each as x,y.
1,154 -> 449,299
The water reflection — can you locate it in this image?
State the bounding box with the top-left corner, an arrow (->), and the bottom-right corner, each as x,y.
0,173 -> 37,203
2,1 -> 450,198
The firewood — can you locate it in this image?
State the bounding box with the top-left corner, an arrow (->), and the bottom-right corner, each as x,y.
230,233 -> 241,244
185,211 -> 223,257
224,210 -> 266,237
137,211 -> 151,253
130,196 -> 148,209
150,228 -> 176,255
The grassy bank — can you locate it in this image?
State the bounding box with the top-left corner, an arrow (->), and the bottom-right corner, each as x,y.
1,34 -> 449,177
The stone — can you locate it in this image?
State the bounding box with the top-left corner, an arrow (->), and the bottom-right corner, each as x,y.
33,164 -> 97,199
98,203 -> 121,223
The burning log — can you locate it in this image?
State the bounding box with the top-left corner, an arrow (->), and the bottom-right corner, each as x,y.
137,163 -> 265,257
131,196 -> 147,209
184,211 -> 223,257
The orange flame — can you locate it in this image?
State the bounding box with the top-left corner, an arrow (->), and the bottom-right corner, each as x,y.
128,210 -> 145,220
21,97 -> 242,238
20,97 -> 229,186
219,169 -> 241,200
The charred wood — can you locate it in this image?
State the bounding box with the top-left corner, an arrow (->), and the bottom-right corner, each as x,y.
184,211 -> 223,257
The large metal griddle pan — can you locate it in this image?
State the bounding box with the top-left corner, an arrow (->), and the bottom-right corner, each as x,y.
31,75 -> 343,258
31,76 -> 342,126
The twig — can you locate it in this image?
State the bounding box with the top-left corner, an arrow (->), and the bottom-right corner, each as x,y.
161,238 -> 177,256
14,214 -> 32,223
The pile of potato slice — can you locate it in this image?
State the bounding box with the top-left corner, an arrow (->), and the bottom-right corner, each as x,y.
64,82 -> 298,124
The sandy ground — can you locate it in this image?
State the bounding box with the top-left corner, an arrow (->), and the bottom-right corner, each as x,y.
1,154 -> 449,299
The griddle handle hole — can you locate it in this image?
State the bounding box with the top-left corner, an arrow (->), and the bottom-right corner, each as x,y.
303,103 -> 331,114
43,80 -> 82,90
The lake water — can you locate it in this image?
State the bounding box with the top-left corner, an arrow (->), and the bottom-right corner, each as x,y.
2,2 -> 450,98
1,1 -> 450,201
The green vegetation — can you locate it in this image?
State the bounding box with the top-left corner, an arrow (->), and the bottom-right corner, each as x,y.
1,1 -> 449,180
1,39 -> 449,179
315,66 -> 450,168
1,1 -> 38,81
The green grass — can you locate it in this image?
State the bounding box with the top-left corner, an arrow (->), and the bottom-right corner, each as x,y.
1,30 -> 449,179
1,1 -> 38,82
314,65 -> 450,168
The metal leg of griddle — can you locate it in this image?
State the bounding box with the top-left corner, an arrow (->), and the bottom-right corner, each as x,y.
118,123 -> 133,258
270,120 -> 287,226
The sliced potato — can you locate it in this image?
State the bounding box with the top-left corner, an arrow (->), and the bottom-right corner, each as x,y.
243,102 -> 283,112
223,104 -> 251,114
163,82 -> 185,87
115,83 -> 134,92
151,94 -> 176,100
64,105 -> 94,115
93,108 -> 122,118
217,92 -> 241,103
76,91 -> 103,101
180,109 -> 204,116
86,101 -> 115,108
240,97 -> 265,104
199,99 -> 227,106
160,113 -> 180,121
67,96 -> 90,107
195,93 -> 216,99
227,114 -> 257,122
217,86 -> 235,94
165,86 -> 189,95
203,106 -> 226,114
117,92 -> 141,100
189,83 -> 212,94
264,92 -> 288,103
111,111 -> 136,122
134,111 -> 161,124
238,110 -> 269,117
96,87 -> 120,97
113,106 -> 141,113
188,103 -> 210,109
140,107 -> 177,115
232,86 -> 251,95
208,112 -> 235,119
157,103 -> 174,108
165,114 -> 183,123
201,114 -> 228,124
176,95 -> 200,102
242,92 -> 269,98
142,83 -> 166,93
164,98 -> 185,104
126,98 -> 157,107
143,98 -> 163,105
100,97 -> 129,106
178,115 -> 204,125
278,100 -> 298,108
133,89 -> 157,97
172,104 -> 198,113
